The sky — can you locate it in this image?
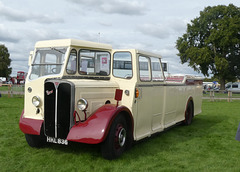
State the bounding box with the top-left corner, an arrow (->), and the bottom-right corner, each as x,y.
0,0 -> 239,77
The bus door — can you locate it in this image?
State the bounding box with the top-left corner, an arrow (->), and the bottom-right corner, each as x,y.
150,57 -> 165,132
135,56 -> 164,140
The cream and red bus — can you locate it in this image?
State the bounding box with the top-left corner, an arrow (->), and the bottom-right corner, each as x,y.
19,39 -> 202,159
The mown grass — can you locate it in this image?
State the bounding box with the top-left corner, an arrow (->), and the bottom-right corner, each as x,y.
1,97 -> 240,172
0,85 -> 10,91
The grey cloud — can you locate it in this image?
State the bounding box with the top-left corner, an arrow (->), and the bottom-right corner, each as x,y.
0,2 -> 64,24
167,18 -> 188,34
137,18 -> 189,40
77,31 -> 103,42
0,34 -> 19,43
22,28 -> 63,44
138,23 -> 171,39
0,2 -> 28,22
98,21 -> 112,27
31,15 -> 64,24
0,26 -> 20,43
68,0 -> 146,15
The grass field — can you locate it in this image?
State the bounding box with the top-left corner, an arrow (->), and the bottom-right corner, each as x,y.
1,97 -> 240,172
0,85 -> 10,91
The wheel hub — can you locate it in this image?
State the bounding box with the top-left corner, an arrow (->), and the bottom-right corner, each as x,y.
115,124 -> 126,149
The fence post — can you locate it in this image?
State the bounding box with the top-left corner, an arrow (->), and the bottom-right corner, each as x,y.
210,90 -> 215,101
11,85 -> 13,97
228,91 -> 232,102
8,85 -> 10,98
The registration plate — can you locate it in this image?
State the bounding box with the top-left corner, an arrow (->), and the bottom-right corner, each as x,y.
47,136 -> 68,145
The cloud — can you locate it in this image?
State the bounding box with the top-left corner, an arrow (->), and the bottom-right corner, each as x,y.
0,2 -> 27,22
0,25 -> 20,43
137,17 -> 189,40
0,2 -> 64,23
31,14 -> 64,24
168,18 -> 188,34
1,27 -> 63,77
116,42 -> 150,50
68,0 -> 146,15
25,28 -> 62,42
98,21 -> 112,27
138,23 -> 171,39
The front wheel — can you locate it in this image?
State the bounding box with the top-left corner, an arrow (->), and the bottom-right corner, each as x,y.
25,128 -> 46,148
101,115 -> 128,160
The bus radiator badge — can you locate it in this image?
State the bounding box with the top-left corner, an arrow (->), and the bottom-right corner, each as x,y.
46,90 -> 53,95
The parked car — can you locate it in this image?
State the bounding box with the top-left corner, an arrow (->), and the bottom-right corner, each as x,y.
226,82 -> 240,93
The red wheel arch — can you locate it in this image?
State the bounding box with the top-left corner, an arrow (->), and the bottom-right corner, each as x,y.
67,104 -> 133,144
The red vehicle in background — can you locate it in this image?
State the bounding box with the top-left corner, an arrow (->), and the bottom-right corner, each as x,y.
17,71 -> 27,84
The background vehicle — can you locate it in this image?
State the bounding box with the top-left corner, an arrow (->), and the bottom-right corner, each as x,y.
19,39 -> 202,159
0,77 -> 6,83
17,71 -> 27,84
226,82 -> 240,93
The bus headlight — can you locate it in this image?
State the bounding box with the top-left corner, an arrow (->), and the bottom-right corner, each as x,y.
32,96 -> 41,107
77,98 -> 88,111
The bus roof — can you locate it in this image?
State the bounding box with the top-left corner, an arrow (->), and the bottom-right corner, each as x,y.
35,39 -> 162,58
113,49 -> 162,59
35,39 -> 112,50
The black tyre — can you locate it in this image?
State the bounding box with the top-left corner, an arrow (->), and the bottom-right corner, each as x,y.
184,101 -> 193,125
101,115 -> 128,160
25,128 -> 46,148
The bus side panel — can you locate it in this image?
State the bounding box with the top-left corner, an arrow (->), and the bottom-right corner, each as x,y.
193,84 -> 203,116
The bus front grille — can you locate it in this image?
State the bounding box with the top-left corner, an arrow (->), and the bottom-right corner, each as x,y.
44,81 -> 74,139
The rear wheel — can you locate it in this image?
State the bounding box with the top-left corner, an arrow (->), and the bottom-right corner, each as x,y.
101,115 -> 128,160
184,101 -> 193,125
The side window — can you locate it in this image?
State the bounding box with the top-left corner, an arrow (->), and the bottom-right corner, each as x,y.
139,56 -> 151,81
113,52 -> 132,79
66,49 -> 77,74
151,57 -> 164,81
79,50 -> 110,76
232,84 -> 238,88
162,62 -> 168,72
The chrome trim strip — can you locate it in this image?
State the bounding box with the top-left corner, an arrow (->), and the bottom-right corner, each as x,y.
55,88 -> 58,138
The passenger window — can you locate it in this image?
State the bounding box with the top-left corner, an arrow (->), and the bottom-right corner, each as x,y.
151,57 -> 164,81
79,50 -> 110,76
113,52 -> 132,79
139,56 -> 151,81
66,49 -> 77,74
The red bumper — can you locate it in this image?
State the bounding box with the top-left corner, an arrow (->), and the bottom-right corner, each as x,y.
19,110 -> 43,135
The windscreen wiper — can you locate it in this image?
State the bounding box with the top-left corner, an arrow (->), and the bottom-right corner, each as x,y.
51,47 -> 65,54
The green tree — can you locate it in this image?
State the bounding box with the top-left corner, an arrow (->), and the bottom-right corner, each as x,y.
176,4 -> 240,89
0,44 -> 12,78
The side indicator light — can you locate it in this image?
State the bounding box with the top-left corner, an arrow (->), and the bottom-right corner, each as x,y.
135,88 -> 139,98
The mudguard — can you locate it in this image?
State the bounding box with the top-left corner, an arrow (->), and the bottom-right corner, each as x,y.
19,110 -> 43,135
67,104 -> 133,144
